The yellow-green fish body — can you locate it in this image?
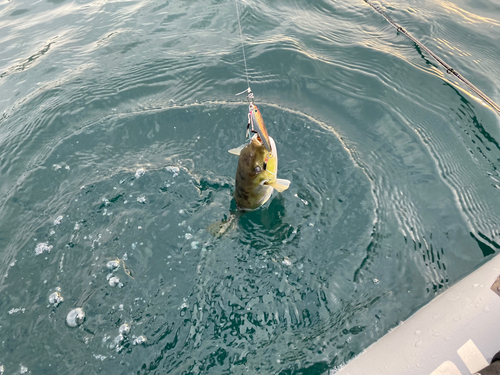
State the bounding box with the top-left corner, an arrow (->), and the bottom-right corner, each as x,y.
230,134 -> 290,210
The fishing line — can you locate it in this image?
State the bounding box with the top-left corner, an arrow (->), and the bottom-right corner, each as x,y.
364,0 -> 500,115
234,0 -> 251,91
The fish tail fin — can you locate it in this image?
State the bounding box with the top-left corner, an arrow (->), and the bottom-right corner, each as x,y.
207,215 -> 237,237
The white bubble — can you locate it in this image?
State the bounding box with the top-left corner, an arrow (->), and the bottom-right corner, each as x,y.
166,166 -> 180,174
53,215 -> 63,225
35,242 -> 53,255
93,354 -> 106,361
137,196 -> 146,204
8,307 -> 25,315
49,292 -> 64,306
74,223 -> 80,231
109,276 -> 122,288
135,168 -> 146,178
106,260 -> 120,270
119,323 -> 130,335
20,365 -> 28,374
66,308 -> 85,327
184,233 -> 193,240
282,257 -> 292,266
133,335 -> 147,345
110,334 -> 124,349
191,241 -> 199,249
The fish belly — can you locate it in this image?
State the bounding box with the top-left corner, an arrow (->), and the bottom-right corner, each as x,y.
234,183 -> 273,211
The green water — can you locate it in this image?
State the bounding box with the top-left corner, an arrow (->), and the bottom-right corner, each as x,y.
0,0 -> 499,373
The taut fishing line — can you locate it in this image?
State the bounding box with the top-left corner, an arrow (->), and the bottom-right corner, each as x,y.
234,0 -> 252,96
364,0 -> 500,115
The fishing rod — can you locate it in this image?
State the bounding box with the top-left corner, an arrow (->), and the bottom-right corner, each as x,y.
364,0 -> 500,115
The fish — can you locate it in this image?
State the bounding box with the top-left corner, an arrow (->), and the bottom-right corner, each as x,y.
229,104 -> 290,210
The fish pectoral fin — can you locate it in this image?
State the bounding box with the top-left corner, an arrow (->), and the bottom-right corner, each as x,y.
267,178 -> 291,193
228,144 -> 247,156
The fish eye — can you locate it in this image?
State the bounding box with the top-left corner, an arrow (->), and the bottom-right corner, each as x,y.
254,166 -> 262,173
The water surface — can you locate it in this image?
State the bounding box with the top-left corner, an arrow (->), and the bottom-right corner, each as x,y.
0,0 -> 499,373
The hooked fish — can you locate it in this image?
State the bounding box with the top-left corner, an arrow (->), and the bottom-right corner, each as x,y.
229,104 -> 290,210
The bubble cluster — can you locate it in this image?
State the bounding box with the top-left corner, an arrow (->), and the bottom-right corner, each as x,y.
133,335 -> 147,345
8,308 -> 25,315
49,291 -> 64,306
119,323 -> 131,335
165,166 -> 180,175
106,260 -> 120,270
136,196 -> 146,204
35,242 -> 52,255
109,334 -> 124,350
